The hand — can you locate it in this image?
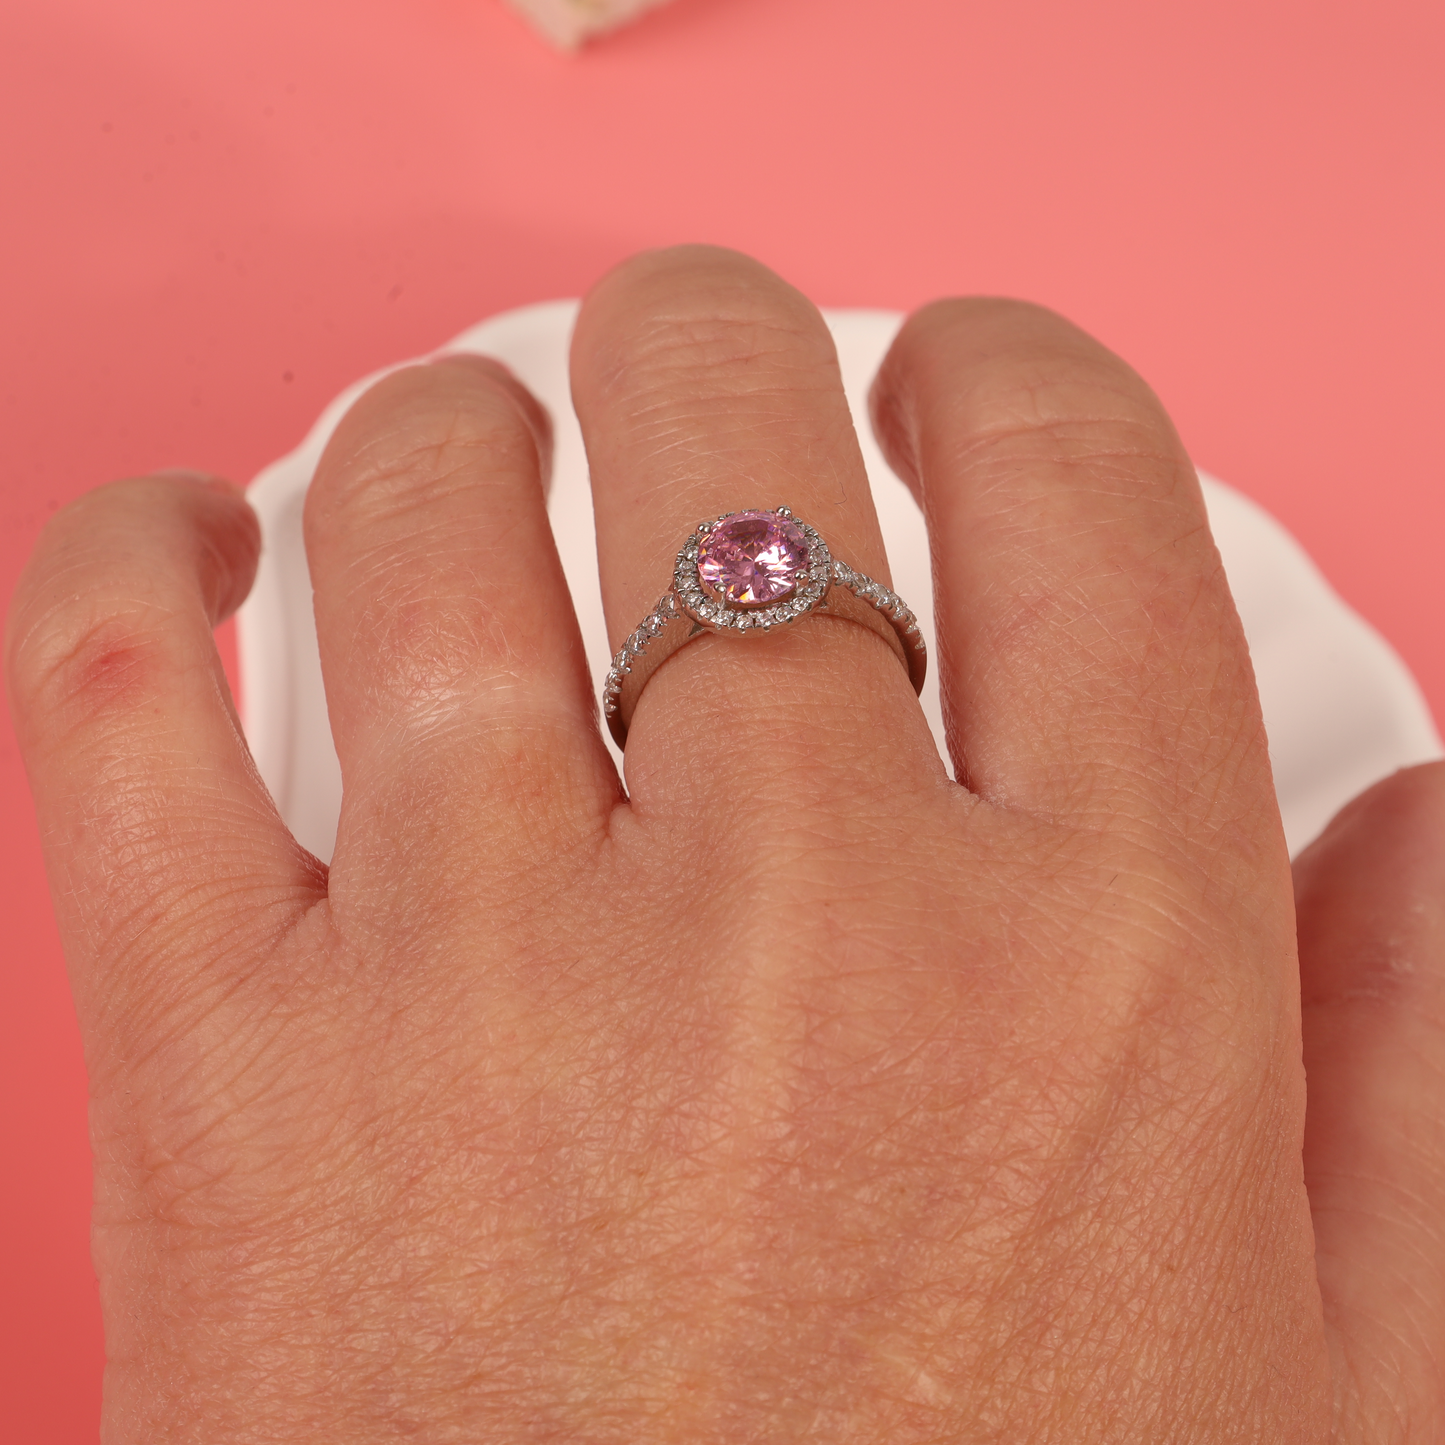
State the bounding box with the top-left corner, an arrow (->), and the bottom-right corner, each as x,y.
8,246 -> 1444,1442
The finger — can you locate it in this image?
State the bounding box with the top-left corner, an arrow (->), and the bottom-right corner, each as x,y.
5,475 -> 323,1040
303,357 -> 617,887
870,300 -> 1273,841
1295,763 -> 1445,1439
570,246 -> 941,802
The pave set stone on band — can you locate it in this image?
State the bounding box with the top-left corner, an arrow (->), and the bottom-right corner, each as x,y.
603,507 -> 928,748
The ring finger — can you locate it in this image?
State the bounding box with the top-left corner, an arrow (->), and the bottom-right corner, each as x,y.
571,246 -> 943,811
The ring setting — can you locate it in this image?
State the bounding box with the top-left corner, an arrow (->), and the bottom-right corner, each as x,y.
680,507 -> 829,629
603,506 -> 926,748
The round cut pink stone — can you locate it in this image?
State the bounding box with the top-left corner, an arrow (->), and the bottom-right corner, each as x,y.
697,510 -> 809,607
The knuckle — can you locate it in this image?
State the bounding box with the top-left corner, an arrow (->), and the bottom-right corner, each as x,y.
8,588 -> 179,729
607,304 -> 831,396
901,297 -> 1173,441
877,300 -> 1186,505
587,251 -> 833,399
618,317 -> 834,418
351,579 -> 506,708
589,310 -> 846,478
311,365 -> 544,536
7,475 -> 254,729
940,415 -> 1185,509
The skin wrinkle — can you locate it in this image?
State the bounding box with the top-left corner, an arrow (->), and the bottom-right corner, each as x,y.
15,606 -> 207,740
589,311 -> 837,402
25,541 -> 207,631
320,386 -> 543,491
610,435 -> 859,532
624,438 -> 852,517
963,546 -> 1218,682
7,517 -> 253,676
335,634 -> 605,779
1329,1306 -> 1433,1439
341,557 -> 517,687
86,902 -> 328,1075
92,875 -> 314,1037
19,256 -> 1444,1441
616,388 -> 852,439
1305,957 -> 1442,1020
953,573 -> 1166,681
74,843 -> 290,998
940,436 -> 1186,508
1314,1193 -> 1445,1267
618,363 -> 846,421
959,653 -> 1251,836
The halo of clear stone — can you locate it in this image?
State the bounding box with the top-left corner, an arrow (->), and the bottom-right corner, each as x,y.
828,560 -> 926,653
603,591 -> 677,719
602,511 -> 924,723
674,513 -> 831,633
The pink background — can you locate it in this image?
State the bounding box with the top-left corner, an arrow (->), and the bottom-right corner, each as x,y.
2,0 -> 1441,1433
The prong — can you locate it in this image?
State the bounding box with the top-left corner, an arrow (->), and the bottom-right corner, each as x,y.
776,505 -> 793,518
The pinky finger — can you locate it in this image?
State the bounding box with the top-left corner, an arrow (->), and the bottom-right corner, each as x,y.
1296,763 -> 1445,1441
5,475 -> 325,1062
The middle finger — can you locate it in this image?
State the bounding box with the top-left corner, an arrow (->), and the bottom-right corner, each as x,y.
571,247 -> 943,808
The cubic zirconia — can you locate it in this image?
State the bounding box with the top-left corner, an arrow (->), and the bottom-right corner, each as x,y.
696,510 -> 808,607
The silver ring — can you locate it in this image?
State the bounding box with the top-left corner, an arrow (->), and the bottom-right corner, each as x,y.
602,506 -> 927,749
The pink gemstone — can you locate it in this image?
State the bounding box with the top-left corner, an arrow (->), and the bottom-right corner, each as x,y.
697,510 -> 809,607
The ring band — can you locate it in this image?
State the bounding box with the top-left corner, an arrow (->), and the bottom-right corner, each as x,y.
602,507 -> 927,748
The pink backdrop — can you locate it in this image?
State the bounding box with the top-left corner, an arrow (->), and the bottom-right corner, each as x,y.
2,0 -> 1441,1432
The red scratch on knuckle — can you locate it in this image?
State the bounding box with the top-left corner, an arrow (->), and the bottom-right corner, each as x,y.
12,601 -> 183,730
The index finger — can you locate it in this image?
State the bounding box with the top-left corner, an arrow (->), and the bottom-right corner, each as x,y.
5,476 -> 324,1050
870,299 -> 1279,854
